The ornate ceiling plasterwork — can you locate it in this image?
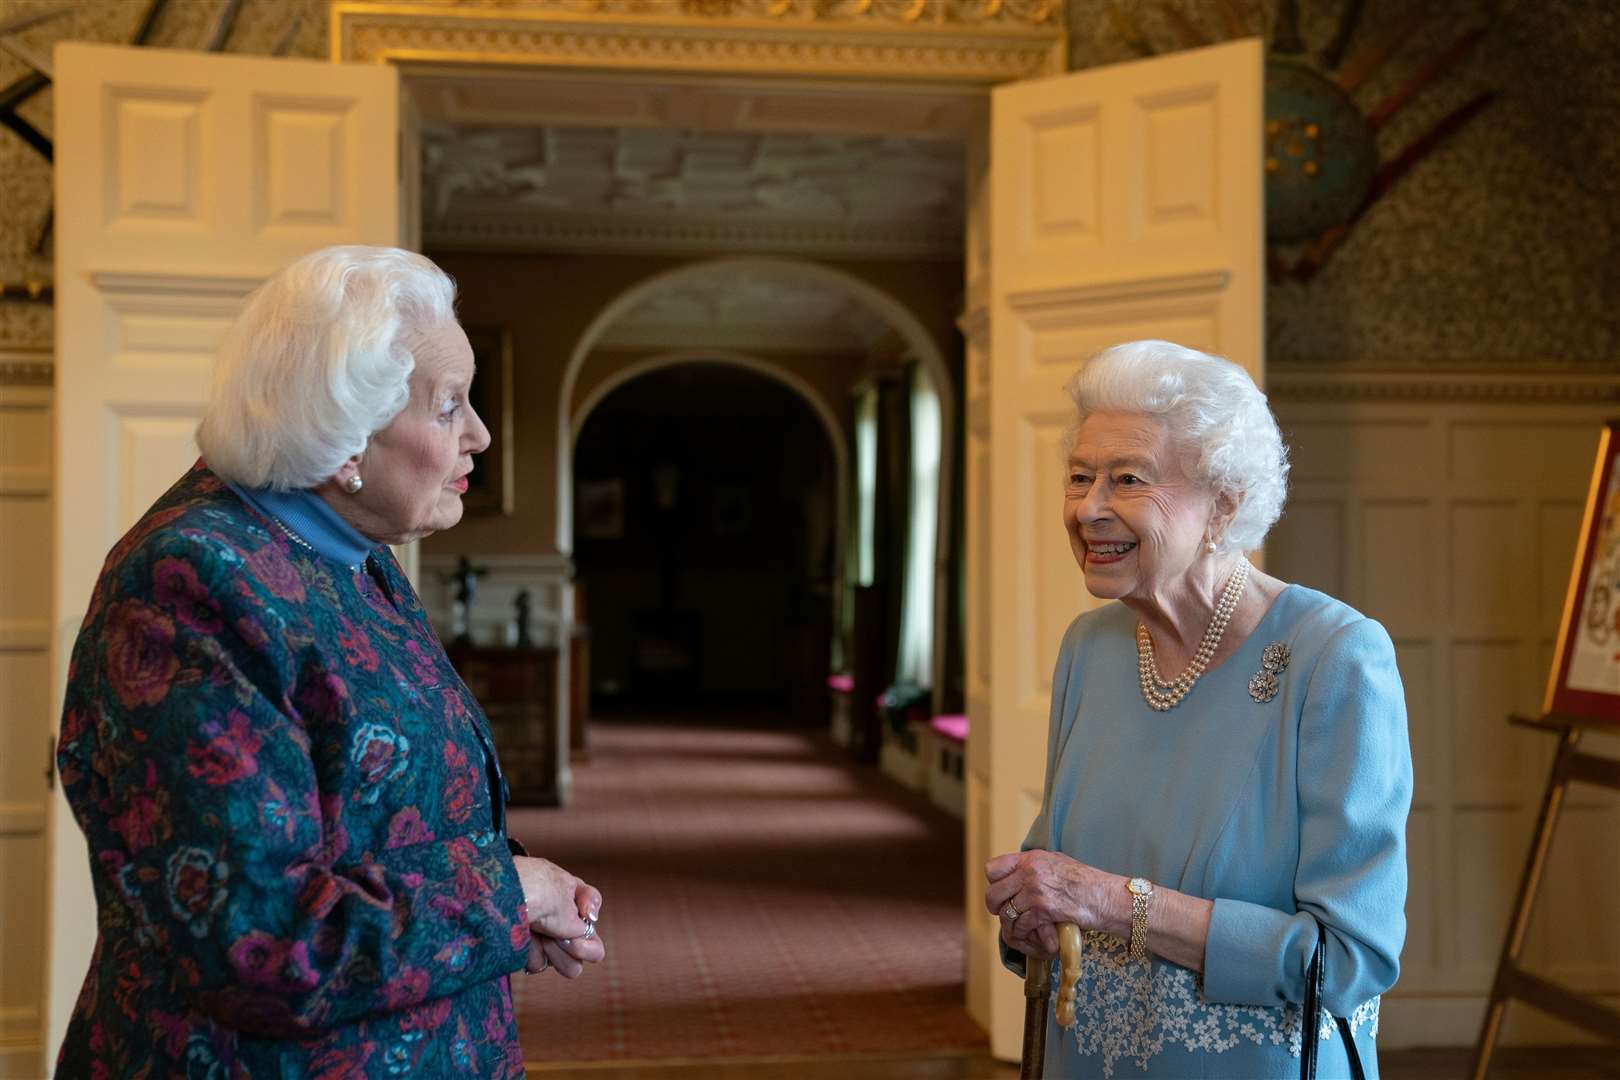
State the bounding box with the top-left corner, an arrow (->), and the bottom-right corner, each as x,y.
422,125 -> 965,257
595,263 -> 891,351
407,68 -> 988,139
335,1 -> 1047,257
331,1 -> 1066,83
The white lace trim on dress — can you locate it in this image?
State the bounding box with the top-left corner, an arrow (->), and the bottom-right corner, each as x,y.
1062,932 -> 1380,1078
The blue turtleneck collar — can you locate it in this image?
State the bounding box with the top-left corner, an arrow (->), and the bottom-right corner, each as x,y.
226,480 -> 380,568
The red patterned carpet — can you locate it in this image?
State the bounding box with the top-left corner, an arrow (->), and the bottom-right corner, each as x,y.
507,714 -> 987,1064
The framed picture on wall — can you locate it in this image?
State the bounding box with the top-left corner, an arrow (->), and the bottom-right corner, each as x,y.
463,325 -> 514,515
578,478 -> 625,540
1545,419 -> 1620,727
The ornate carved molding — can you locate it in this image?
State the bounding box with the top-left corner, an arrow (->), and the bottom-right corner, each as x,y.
1267,369 -> 1620,404
0,347 -> 51,387
409,0 -> 1062,26
0,360 -> 52,386
332,2 -> 1065,83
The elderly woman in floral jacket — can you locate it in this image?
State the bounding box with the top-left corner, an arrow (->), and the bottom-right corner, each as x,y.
55,246 -> 603,1078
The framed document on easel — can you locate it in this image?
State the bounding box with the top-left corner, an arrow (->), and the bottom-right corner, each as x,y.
1470,420 -> 1620,1079
1547,421 -> 1620,726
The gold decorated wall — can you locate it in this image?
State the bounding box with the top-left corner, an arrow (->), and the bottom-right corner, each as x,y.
1070,0 -> 1620,368
4,1 -> 1615,367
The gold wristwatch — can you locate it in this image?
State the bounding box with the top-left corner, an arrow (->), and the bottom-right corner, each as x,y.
1127,877 -> 1154,962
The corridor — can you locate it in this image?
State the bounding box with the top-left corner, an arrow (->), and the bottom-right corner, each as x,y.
510,714 -> 985,1067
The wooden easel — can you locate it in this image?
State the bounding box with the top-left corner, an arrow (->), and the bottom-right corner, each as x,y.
1468,711 -> 1620,1080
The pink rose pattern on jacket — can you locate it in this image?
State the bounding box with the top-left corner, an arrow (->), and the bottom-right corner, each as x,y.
55,463 -> 532,1078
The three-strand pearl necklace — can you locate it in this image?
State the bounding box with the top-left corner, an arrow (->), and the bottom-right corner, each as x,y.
1135,559 -> 1250,712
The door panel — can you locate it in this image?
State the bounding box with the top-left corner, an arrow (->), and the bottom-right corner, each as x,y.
977,38 -> 1262,1058
48,42 -> 399,1061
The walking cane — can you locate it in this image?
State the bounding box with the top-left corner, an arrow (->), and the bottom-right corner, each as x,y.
1019,923 -> 1082,1080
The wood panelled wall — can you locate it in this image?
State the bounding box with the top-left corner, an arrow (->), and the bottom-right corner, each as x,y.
3,362 -> 1616,1062
0,350 -> 51,1078
1268,371 -> 1620,1045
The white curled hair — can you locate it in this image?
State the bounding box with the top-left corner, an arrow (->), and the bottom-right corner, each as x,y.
197,245 -> 457,491
1062,340 -> 1289,554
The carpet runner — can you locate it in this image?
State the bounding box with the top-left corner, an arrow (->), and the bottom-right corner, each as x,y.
508,715 -> 988,1063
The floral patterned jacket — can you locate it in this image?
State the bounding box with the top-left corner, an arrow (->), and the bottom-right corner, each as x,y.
55,464 -> 532,1079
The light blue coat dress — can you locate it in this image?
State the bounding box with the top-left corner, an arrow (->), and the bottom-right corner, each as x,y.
1003,585 -> 1412,1079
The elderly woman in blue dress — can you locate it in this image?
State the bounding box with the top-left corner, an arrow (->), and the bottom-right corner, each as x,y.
985,341 -> 1411,1079
56,246 -> 603,1078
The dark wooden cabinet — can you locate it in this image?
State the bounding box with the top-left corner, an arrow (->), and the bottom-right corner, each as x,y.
448,645 -> 561,806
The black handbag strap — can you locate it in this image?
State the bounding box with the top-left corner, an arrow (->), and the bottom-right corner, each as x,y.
1301,935 -> 1368,1080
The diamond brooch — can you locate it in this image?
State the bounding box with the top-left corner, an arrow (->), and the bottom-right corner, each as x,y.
1248,642 -> 1290,703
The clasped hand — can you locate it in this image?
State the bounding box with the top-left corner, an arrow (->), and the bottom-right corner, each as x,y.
984,849 -> 1115,959
515,855 -> 606,978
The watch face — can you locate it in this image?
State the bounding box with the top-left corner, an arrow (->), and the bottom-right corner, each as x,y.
1128,877 -> 1151,895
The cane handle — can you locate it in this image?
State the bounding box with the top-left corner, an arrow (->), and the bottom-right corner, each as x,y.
1055,923 -> 1082,1029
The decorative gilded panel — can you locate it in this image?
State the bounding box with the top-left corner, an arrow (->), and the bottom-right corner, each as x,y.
332,1 -> 1065,82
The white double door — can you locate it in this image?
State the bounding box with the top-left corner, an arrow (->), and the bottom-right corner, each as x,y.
46,38 -> 1261,1064
45,42 -> 402,1060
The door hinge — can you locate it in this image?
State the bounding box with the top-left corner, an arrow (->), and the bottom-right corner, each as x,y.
46,734 -> 56,790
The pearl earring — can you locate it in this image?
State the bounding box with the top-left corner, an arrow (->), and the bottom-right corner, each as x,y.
1205,539 -> 1217,554
344,474 -> 363,494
